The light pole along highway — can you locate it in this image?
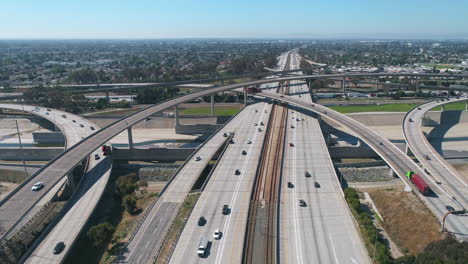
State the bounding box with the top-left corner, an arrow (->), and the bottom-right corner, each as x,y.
1,72 -> 467,252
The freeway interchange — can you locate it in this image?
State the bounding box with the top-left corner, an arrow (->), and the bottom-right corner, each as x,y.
1,67 -> 468,263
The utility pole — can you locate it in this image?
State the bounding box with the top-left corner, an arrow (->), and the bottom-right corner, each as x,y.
15,120 -> 28,177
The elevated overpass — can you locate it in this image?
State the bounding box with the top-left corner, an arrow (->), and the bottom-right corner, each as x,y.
257,92 -> 468,237
403,98 -> 468,211
1,72 -> 468,261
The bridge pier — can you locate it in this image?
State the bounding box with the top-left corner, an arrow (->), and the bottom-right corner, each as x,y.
174,105 -> 180,126
210,94 -> 215,115
67,173 -> 75,190
441,105 -> 445,112
341,76 -> 346,93
465,102 -> 468,111
105,91 -> 110,103
127,127 -> 134,149
244,89 -> 247,105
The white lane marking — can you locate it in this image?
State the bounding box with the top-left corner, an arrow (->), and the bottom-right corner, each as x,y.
328,234 -> 340,264
215,103 -> 269,264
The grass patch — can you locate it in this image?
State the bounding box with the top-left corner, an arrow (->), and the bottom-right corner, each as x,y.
368,188 -> 442,255
179,106 -> 241,116
0,169 -> 29,183
430,101 -> 467,111
155,193 -> 200,264
422,64 -> 463,70
329,103 -> 419,114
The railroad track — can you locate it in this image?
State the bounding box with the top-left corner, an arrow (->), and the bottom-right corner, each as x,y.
243,53 -> 291,264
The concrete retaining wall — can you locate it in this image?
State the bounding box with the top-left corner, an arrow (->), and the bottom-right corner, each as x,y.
112,147 -> 196,161
32,132 -> 65,144
329,146 -> 379,158
175,124 -> 219,134
0,147 -> 63,161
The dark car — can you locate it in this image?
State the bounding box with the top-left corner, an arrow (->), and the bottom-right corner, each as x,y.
94,154 -> 100,160
53,242 -> 65,255
223,132 -> 228,137
198,217 -> 206,226
314,181 -> 320,188
287,182 -> 294,188
235,169 -> 241,175
222,205 -> 229,215
305,171 -> 311,178
299,199 -> 307,207
90,126 -> 95,131
47,108 -> 51,111
446,205 -> 455,212
242,150 -> 247,155
61,114 -> 67,118
72,120 -> 76,123
423,155 -> 431,160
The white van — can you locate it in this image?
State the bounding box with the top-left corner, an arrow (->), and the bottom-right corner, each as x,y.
197,237 -> 208,257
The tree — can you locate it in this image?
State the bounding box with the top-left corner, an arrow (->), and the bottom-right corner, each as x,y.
116,173 -> 139,196
122,194 -> 138,214
87,222 -> 115,247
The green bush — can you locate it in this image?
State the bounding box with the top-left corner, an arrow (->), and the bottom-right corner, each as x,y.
87,222 -> 115,247
122,194 -> 138,214
116,173 -> 139,196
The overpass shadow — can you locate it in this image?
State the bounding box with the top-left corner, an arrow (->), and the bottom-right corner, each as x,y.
427,110 -> 462,156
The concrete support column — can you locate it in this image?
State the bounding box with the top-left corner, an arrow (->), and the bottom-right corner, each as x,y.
342,77 -> 346,93
174,105 -> 180,126
441,105 -> 445,112
105,91 -> 110,103
465,102 -> 468,111
210,95 -> 215,115
127,127 -> 134,149
244,89 -> 247,106
67,173 -> 75,190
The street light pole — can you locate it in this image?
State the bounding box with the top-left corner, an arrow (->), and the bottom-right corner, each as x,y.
15,120 -> 28,177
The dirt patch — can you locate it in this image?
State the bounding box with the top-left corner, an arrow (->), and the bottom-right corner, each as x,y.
368,188 -> 443,255
450,162 -> 468,180
0,181 -> 18,200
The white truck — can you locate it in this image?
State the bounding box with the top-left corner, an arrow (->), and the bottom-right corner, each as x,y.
197,237 -> 208,257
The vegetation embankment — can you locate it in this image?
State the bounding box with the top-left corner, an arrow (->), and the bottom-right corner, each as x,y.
329,101 -> 466,114
0,169 -> 29,183
67,172 -> 156,264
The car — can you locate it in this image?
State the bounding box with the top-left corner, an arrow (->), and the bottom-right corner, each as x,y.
235,169 -> 241,175
446,205 -> 455,212
247,140 -> 252,144
223,132 -> 228,137
222,205 -> 229,215
418,107 -> 422,110
378,141 -> 383,145
254,123 -> 258,126
214,229 -> 222,240
280,95 -> 284,98
291,111 -> 295,114
94,154 -> 100,160
423,155 -> 431,160
229,138 -> 235,144
53,242 -> 65,255
45,112 -> 50,115
260,122 -> 264,126
322,111 -> 327,114
255,109 -> 258,113
299,199 -> 307,207
80,124 -> 84,128
198,217 -> 206,226
61,114 -> 67,118
242,150 -> 247,155
32,182 -> 44,191
314,181 -> 320,188
287,182 -> 294,188
296,118 -> 300,121
47,108 -> 51,111
299,95 -> 302,97
90,126 -> 95,131
289,143 -> 294,147
258,128 -> 262,132
305,171 -> 311,178
290,125 -> 295,129
409,118 -> 414,122
195,156 -> 201,161
311,104 -> 315,107
72,120 -> 76,123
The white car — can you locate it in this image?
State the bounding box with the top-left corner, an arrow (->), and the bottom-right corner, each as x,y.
213,229 -> 222,240
32,182 -> 44,191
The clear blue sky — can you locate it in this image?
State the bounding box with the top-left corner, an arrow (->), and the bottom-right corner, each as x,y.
1,0 -> 467,39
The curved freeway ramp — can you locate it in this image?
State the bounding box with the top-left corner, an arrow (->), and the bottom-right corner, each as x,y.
403,97 -> 468,211
258,92 -> 468,238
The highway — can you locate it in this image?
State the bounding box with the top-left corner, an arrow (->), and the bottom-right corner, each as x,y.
119,104 -> 270,263
1,72 -> 467,252
258,92 -> 468,238
169,52 -> 289,264
403,98 -> 468,211
278,51 -> 370,263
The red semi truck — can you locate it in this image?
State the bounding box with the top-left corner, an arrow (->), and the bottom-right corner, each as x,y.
406,171 -> 431,196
